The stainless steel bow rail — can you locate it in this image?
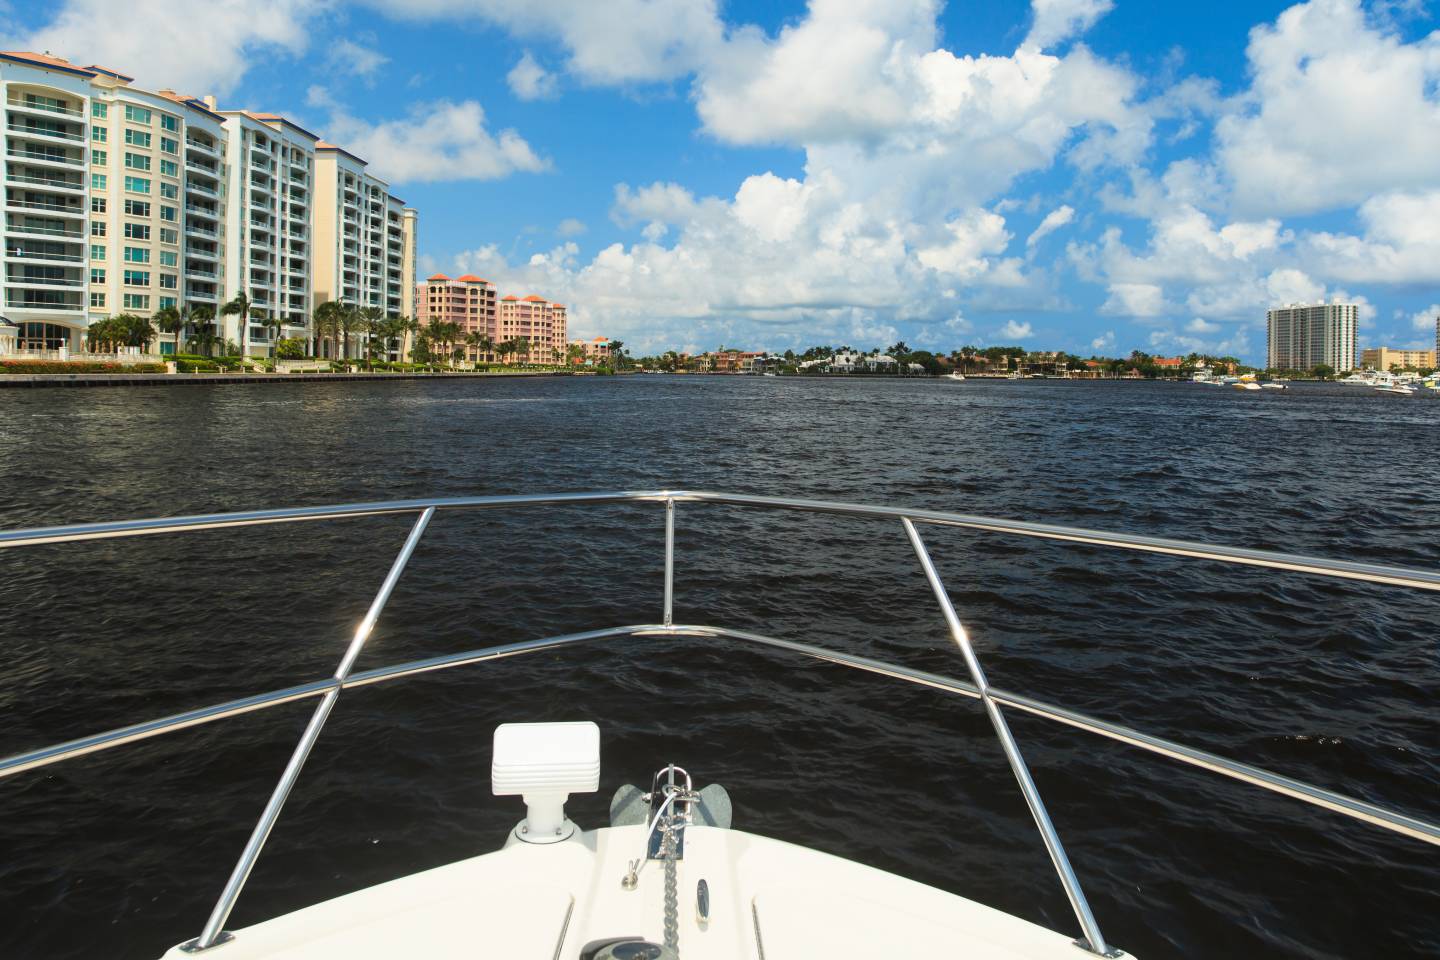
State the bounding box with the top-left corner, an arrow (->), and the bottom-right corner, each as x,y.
2,491 -> 1438,957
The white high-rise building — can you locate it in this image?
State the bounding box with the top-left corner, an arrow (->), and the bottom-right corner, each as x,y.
0,50 -> 418,360
1265,301 -> 1359,372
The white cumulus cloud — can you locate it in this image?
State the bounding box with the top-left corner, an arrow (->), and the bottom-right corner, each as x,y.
508,50 -> 559,100
1026,205 -> 1075,249
323,100 -> 550,183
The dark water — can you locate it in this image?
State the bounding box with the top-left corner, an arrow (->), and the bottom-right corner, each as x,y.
0,376 -> 1436,959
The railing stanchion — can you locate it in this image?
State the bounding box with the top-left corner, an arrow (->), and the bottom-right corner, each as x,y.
900,517 -> 1117,957
185,507 -> 435,952
663,497 -> 675,628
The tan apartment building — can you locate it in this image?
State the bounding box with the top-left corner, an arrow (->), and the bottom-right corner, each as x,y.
570,336 -> 611,365
0,50 -> 419,361
312,143 -> 417,357
1361,346 -> 1435,371
497,294 -> 567,364
0,52 -> 232,354
417,272 -> 498,360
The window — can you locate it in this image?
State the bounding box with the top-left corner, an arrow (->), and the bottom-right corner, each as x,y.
123,269 -> 150,286
91,291 -> 106,308
159,182 -> 178,199
124,246 -> 150,263
124,152 -> 151,171
159,159 -> 177,178
159,273 -> 177,289
159,205 -> 176,222
160,114 -> 179,132
124,223 -> 151,240
91,196 -> 107,213
159,250 -> 177,267
160,136 -> 178,155
92,102 -> 108,119
91,150 -> 107,167
90,268 -> 105,284
159,296 -> 177,310
124,105 -> 151,124
123,293 -> 150,310
90,244 -> 106,261
124,176 -> 150,194
92,125 -> 107,142
124,129 -> 152,148
91,220 -> 106,236
123,199 -> 150,217
159,228 -> 178,244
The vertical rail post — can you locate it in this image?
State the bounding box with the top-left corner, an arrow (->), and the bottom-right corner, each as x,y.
185,507 -> 436,952
663,497 -> 675,628
900,517 -> 1117,957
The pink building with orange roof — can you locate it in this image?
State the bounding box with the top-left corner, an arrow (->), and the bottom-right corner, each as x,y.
417,272 -> 499,359
497,295 -> 568,364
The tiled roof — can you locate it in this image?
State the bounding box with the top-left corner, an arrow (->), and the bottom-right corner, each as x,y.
0,51 -> 97,78
86,64 -> 135,82
427,273 -> 451,281
456,274 -> 489,283
315,140 -> 368,165
521,295 -> 547,302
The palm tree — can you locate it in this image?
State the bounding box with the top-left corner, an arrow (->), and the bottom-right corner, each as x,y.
186,306 -> 217,356
358,307 -> 385,368
154,305 -> 184,356
312,300 -> 340,359
264,312 -> 285,358
338,303 -> 360,361
399,315 -> 421,363
221,292 -> 257,358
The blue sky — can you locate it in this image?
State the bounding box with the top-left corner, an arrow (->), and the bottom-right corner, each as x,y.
7,0 -> 1439,359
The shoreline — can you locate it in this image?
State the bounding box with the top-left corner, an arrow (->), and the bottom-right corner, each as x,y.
0,370 -> 570,389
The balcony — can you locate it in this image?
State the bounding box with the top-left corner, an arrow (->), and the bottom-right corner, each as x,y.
184,221 -> 218,239
5,296 -> 83,311
186,245 -> 218,261
6,147 -> 83,168
5,217 -> 83,240
7,121 -> 84,143
6,172 -> 84,192
4,246 -> 84,264
6,272 -> 84,288
6,196 -> 84,218
6,95 -> 84,118
184,203 -> 219,220
185,179 -> 218,198
185,158 -> 221,177
184,137 -> 219,156
184,285 -> 217,302
184,264 -> 218,279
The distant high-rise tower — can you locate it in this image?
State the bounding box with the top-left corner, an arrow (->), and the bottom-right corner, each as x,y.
1265,301 -> 1359,372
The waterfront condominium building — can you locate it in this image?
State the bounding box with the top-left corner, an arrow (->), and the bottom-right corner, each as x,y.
1265,301 -> 1360,372
312,142 -> 418,357
498,294 -> 568,364
570,336 -> 611,365
0,50 -> 418,359
1360,346 -> 1436,371
417,273 -> 499,360
218,111 -> 318,354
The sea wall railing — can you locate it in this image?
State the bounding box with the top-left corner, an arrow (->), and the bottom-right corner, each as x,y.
1,491 -> 1437,957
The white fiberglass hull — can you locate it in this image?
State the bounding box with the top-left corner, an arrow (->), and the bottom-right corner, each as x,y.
160,825 -> 1107,959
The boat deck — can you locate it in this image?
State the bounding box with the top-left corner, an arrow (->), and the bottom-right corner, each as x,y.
162,825 -> 1095,959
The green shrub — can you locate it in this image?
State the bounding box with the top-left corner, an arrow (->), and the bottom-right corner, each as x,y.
1,360 -> 167,374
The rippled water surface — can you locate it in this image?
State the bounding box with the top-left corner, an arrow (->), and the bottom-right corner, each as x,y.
1,376 -> 1437,959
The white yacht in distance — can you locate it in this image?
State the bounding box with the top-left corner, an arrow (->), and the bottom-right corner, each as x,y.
944,370 -> 966,380
1,491 -> 1436,960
